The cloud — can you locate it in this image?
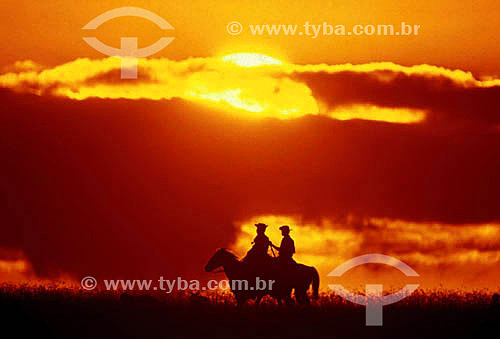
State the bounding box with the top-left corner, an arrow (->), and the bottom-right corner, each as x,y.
0,57 -> 317,118
1,57 -> 500,287
294,69 -> 500,126
2,56 -> 500,125
232,216 -> 500,289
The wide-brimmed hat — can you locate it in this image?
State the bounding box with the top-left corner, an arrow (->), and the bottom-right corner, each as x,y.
279,225 -> 291,231
255,223 -> 268,229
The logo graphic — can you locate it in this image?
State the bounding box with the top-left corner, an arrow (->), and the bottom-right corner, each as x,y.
82,7 -> 175,79
328,254 -> 419,326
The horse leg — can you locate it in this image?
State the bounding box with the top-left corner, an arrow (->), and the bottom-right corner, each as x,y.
284,294 -> 294,306
295,288 -> 310,305
235,294 -> 246,308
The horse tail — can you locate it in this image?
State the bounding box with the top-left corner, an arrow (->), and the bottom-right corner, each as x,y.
311,267 -> 319,300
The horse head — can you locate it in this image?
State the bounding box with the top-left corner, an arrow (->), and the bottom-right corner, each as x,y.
205,248 -> 239,272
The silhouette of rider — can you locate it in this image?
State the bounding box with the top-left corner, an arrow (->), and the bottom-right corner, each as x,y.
242,223 -> 272,264
271,225 -> 296,264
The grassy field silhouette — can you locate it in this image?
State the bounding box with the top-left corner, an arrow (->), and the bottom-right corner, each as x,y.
2,284 -> 498,338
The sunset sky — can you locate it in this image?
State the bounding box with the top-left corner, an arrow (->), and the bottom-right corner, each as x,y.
1,0 -> 499,291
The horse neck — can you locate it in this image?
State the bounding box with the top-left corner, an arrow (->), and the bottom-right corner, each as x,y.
221,255 -> 240,278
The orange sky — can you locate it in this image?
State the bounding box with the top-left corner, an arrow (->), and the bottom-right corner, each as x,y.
1,0 -> 500,74
1,0 -> 500,291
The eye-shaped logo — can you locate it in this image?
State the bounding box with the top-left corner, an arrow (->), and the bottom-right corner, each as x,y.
328,254 -> 419,326
82,7 -> 175,79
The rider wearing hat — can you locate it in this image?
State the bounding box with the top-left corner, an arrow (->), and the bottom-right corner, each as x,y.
242,223 -> 272,264
271,225 -> 296,264
252,223 -> 271,255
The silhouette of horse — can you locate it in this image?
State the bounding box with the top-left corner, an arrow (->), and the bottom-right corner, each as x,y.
205,248 -> 319,306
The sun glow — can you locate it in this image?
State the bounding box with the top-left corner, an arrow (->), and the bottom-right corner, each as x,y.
221,53 -> 283,67
329,105 -> 426,123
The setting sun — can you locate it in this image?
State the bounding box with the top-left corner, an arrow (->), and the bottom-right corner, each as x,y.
221,53 -> 283,67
